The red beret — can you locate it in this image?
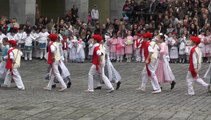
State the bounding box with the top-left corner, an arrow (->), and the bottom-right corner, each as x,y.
8,40 -> 17,46
143,32 -> 152,38
190,36 -> 201,45
92,34 -> 102,42
48,34 -> 58,42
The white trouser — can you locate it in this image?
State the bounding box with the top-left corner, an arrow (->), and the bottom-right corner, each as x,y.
40,49 -> 46,59
88,65 -> 114,91
186,71 -> 209,95
47,61 -> 67,89
135,49 -> 141,62
25,51 -> 32,60
141,49 -> 145,62
140,61 -> 161,91
4,69 -> 25,89
63,50 -> 68,62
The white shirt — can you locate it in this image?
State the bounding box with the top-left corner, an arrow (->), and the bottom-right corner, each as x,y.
16,32 -> 27,43
91,9 -> 99,20
25,34 -> 35,46
7,33 -> 18,41
39,32 -> 49,43
31,32 -> 40,41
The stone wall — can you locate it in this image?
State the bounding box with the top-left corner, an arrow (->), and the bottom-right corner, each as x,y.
9,0 -> 35,25
109,0 -> 125,21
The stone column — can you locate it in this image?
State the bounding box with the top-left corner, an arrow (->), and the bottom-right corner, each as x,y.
65,0 -> 89,22
109,0 -> 125,21
9,0 -> 36,25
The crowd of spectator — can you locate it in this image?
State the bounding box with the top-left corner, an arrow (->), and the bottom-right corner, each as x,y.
0,0 -> 211,63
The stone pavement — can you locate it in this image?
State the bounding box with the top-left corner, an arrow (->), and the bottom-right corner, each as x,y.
0,60 -> 211,120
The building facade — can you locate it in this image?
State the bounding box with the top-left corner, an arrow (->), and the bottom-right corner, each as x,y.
0,0 -> 125,25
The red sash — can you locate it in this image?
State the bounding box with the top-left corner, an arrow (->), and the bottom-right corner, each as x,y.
140,41 -> 146,56
136,39 -> 140,48
5,48 -> 16,80
62,41 -> 68,50
144,41 -> 151,77
92,45 -> 100,71
189,46 -> 197,78
48,42 -> 54,65
5,48 -> 15,70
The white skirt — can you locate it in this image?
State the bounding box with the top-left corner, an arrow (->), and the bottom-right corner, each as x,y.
170,47 -> 178,59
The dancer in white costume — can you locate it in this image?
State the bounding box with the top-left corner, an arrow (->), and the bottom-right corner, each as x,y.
85,34 -> 114,93
186,36 -> 210,95
4,40 -> 25,90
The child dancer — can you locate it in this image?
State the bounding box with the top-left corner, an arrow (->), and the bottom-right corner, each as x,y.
85,34 -> 114,93
156,34 -> 176,90
43,34 -> 67,92
4,40 -> 25,90
186,36 -> 210,95
136,32 -> 161,93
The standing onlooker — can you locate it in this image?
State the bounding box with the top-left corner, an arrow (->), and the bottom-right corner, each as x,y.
38,27 -> 49,60
124,30 -> 133,62
91,5 -> 99,26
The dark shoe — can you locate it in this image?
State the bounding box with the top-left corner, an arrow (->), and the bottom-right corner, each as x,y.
207,84 -> 211,93
52,84 -> 56,89
170,81 -> 176,90
94,86 -> 102,90
67,81 -> 72,88
116,81 -> 121,90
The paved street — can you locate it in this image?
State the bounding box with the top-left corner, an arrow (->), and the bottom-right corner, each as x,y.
0,60 -> 211,120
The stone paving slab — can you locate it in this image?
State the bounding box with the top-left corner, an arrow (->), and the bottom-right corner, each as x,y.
0,60 -> 210,120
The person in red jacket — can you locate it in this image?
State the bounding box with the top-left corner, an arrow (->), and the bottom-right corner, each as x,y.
186,36 -> 210,95
85,34 -> 114,93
